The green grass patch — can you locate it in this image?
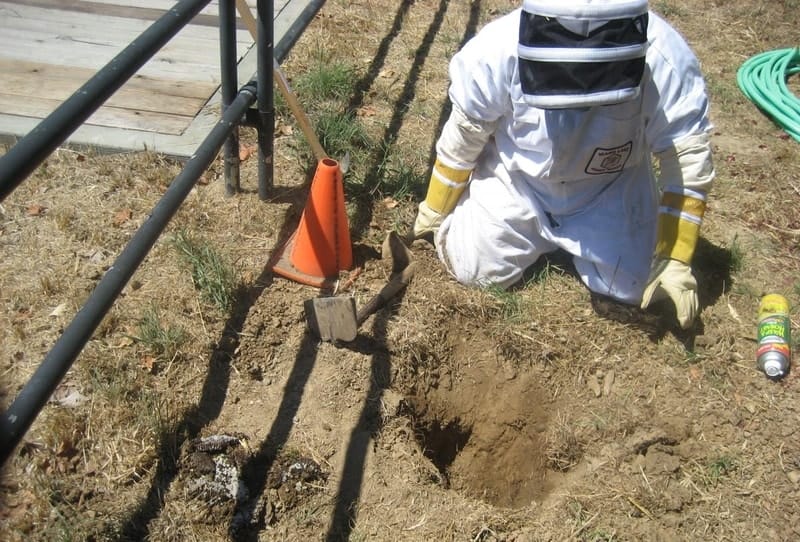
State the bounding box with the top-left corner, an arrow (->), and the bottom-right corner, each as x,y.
172,231 -> 238,311
315,109 -> 372,164
295,57 -> 356,104
135,305 -> 186,361
705,455 -> 737,486
486,284 -> 527,322
728,234 -> 745,274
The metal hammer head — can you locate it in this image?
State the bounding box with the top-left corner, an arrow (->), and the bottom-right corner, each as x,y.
304,296 -> 357,343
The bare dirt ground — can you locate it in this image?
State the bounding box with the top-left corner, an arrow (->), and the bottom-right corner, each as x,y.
2,1 -> 800,541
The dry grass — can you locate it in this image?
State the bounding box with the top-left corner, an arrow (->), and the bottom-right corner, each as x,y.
2,0 -> 800,541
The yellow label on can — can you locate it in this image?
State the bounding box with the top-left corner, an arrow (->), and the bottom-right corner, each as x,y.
759,293 -> 790,317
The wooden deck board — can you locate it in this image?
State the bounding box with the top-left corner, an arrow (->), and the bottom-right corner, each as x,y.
0,0 -> 319,157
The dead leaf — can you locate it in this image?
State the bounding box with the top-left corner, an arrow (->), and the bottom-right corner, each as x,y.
239,143 -> 258,161
383,196 -> 399,209
51,387 -> 88,408
588,373 -> 602,398
688,366 -> 703,381
87,249 -> 108,265
276,122 -> 294,136
603,370 -> 615,397
359,105 -> 378,117
113,208 -> 133,226
55,438 -> 78,458
140,355 -> 157,372
26,203 -> 46,216
727,303 -> 741,323
116,336 -> 135,348
49,303 -> 68,317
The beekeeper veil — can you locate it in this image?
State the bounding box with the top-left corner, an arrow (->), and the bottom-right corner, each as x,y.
518,0 -> 649,109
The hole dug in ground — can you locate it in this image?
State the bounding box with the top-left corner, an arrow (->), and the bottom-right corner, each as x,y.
400,337 -> 565,509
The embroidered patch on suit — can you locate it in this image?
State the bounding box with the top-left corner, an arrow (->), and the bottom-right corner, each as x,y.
585,142 -> 633,174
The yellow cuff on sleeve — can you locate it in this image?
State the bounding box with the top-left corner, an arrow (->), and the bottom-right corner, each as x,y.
424,158 -> 472,215
655,188 -> 707,263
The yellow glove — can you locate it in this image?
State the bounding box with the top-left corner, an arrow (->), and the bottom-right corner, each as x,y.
640,258 -> 699,329
411,103 -> 495,241
412,157 -> 472,239
644,132 -> 714,328
413,200 -> 445,238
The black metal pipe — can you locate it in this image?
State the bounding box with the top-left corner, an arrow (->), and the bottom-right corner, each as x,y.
274,0 -> 327,63
0,0 -> 212,203
220,0 -> 241,196
257,0 -> 275,200
0,83 -> 258,467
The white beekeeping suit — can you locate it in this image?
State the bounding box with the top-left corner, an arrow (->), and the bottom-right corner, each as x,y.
413,0 -> 715,329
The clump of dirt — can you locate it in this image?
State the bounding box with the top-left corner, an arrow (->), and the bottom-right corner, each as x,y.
178,433 -> 327,534
263,455 -> 327,518
181,433 -> 252,511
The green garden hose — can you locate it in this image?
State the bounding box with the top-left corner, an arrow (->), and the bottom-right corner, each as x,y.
736,47 -> 800,142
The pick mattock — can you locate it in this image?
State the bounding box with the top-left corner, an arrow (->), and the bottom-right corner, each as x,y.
304,231 -> 416,342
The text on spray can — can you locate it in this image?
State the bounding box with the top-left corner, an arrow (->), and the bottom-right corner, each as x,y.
756,294 -> 792,379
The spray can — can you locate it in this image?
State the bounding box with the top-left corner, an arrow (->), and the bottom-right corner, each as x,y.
756,294 -> 792,379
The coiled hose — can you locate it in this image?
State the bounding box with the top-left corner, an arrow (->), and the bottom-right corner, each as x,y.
736,47 -> 800,142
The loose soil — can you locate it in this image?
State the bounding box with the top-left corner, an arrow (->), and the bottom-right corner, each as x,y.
2,1 -> 800,541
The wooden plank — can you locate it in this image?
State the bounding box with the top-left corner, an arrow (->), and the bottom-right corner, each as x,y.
0,2 -> 253,43
273,0 -> 296,19
2,0 -> 257,29
75,0 -> 263,18
0,27 -> 253,84
87,0 -> 267,18
0,22 -> 253,68
0,35 -> 228,83
0,110 -> 211,154
0,59 -> 215,100
0,11 -> 253,47
0,93 -> 192,134
0,60 -> 212,116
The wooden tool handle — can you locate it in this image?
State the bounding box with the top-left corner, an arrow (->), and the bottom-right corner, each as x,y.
356,263 -> 416,326
234,0 -> 328,162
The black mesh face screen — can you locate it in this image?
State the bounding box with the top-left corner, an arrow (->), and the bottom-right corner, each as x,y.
519,57 -> 646,96
517,11 -> 648,105
519,12 -> 648,49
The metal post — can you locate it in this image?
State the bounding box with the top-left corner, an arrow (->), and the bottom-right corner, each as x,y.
0,84 -> 258,467
257,0 -> 275,200
220,0 -> 241,195
0,0 -> 212,203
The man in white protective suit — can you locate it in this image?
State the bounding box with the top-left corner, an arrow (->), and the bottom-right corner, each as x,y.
413,0 -> 715,329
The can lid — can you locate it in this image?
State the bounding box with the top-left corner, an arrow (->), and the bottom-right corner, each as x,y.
763,358 -> 786,378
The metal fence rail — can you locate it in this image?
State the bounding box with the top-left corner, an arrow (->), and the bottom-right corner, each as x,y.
0,0 -> 323,466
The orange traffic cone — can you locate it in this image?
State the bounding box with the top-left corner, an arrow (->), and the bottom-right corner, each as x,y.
271,158 -> 353,288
